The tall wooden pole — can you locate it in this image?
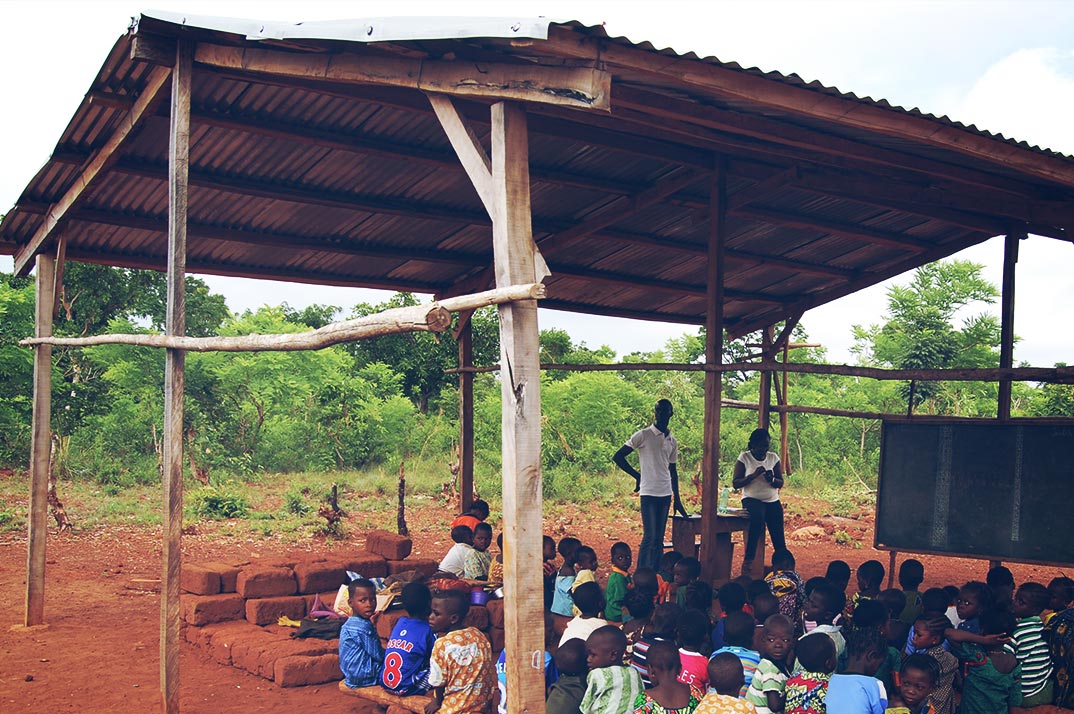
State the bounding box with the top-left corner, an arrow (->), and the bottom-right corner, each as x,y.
458,319 -> 475,512
780,341 -> 791,471
25,253 -> 55,626
699,160 -> 726,583
998,232 -> 1020,421
759,326 -> 773,427
161,42 -> 190,714
490,101 -> 545,713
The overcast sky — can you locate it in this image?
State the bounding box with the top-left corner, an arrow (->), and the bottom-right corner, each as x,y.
1,0 -> 1072,365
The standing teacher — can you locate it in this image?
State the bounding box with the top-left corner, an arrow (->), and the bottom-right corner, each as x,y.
733,428 -> 786,576
613,399 -> 688,571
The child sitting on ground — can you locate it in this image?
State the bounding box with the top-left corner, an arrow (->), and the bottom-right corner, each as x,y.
879,589 -> 911,651
659,551 -> 685,603
580,625 -> 645,714
632,602 -> 682,688
950,607 -> 1022,713
463,522 -> 493,580
800,577 -> 827,634
846,560 -> 885,620
570,546 -> 599,616
634,567 -> 661,612
437,525 -> 475,578
560,581 -> 609,647
712,610 -> 762,696
547,638 -> 588,714
843,599 -> 902,696
885,653 -> 939,714
986,566 -> 1015,613
1044,576 -> 1074,628
909,613 -> 957,714
825,561 -> 851,597
685,581 -> 715,625
451,498 -> 489,532
674,557 -> 702,608
954,581 -> 993,637
784,630 -> 836,714
605,541 -> 633,623
745,614 -> 795,714
904,588 -> 953,655
339,578 -> 384,688
898,559 -> 925,624
551,537 -> 582,621
623,589 -> 656,654
1009,581 -> 1054,707
543,535 -> 558,608
678,608 -> 714,691
380,582 -> 436,696
712,582 -> 748,650
696,653 -> 759,713
751,593 -> 780,652
765,549 -> 805,634
826,625 -> 889,713
800,579 -> 846,660
635,640 -> 704,713
488,533 -> 505,586
427,589 -> 496,714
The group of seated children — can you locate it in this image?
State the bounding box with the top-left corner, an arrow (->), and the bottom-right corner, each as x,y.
344,511 -> 1074,714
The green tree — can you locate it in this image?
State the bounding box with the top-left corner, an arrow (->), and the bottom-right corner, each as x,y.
0,276 -> 38,464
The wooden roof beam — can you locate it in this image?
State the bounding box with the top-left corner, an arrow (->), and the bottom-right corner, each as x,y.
13,66 -> 172,275
427,94 -> 494,217
194,43 -> 611,111
732,206 -> 934,252
549,265 -> 783,304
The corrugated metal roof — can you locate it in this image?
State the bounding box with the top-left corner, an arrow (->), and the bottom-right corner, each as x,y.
2,13 -> 1072,338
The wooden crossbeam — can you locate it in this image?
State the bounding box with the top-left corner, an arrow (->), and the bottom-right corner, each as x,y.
728,166 -> 799,212
427,94 -> 494,217
194,43 -> 610,110
732,206 -> 935,252
13,66 -> 171,275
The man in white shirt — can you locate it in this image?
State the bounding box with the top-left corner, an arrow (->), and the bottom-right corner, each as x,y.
613,399 -> 688,571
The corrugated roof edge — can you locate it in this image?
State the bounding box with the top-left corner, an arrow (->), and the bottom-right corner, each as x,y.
561,21 -> 1074,164
137,10 -> 553,43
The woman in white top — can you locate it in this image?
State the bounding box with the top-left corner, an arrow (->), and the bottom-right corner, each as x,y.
732,428 -> 786,575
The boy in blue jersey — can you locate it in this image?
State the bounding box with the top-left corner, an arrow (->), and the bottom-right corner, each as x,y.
340,578 -> 384,689
381,582 -> 437,695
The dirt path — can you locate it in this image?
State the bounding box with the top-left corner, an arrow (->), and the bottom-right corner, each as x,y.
0,503 -> 1064,712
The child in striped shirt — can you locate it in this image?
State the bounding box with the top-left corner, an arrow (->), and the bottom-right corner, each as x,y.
581,626 -> 644,714
1010,582 -> 1054,707
745,615 -> 795,714
711,611 -> 762,696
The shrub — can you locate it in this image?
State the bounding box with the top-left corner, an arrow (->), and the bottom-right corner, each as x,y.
191,484 -> 249,520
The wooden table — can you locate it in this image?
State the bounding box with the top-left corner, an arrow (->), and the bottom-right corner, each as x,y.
670,511 -> 762,584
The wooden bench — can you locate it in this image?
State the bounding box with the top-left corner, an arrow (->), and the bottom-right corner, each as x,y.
337,681 -> 436,713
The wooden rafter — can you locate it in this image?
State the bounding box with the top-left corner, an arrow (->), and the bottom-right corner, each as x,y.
194,43 -> 611,110
427,93 -> 494,216
733,206 -> 935,252
13,66 -> 171,275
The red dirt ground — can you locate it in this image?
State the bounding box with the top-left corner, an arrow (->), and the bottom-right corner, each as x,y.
0,500 -> 1066,713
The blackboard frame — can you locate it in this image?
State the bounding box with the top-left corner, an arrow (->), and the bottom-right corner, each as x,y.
872,418 -> 1074,566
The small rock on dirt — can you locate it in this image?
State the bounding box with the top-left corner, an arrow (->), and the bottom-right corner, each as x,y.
791,526 -> 827,540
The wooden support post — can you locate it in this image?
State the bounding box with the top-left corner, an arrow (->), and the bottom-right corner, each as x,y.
998,233 -> 1020,421
888,550 -> 897,588
25,253 -> 56,626
759,327 -> 773,428
458,318 -> 475,513
490,101 -> 545,713
699,160 -> 726,583
161,42 -> 190,714
780,341 -> 791,472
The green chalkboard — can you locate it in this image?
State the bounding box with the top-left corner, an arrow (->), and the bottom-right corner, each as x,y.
876,421 -> 1074,565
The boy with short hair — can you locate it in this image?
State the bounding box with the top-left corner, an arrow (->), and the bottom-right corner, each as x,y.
898,559 -> 925,624
547,638 -> 588,714
1010,581 -> 1055,707
464,522 -> 493,580
632,602 -> 681,687
635,640 -> 704,712
751,593 -> 780,652
784,630 -> 836,714
826,626 -> 889,713
909,613 -> 957,714
825,561 -> 851,595
438,525 -> 475,578
800,579 -> 846,660
677,608 -> 713,690
339,578 -> 385,689
845,559 -> 885,620
380,582 -> 436,695
885,653 -> 939,714
658,551 -> 684,603
580,625 -> 645,714
605,541 -> 633,623
745,614 -> 795,714
560,581 -> 609,647
674,557 -> 702,608
427,589 -> 495,714
986,566 -> 1015,612
711,610 -> 762,696
765,548 -> 805,633
696,653 -> 759,713
712,581 -> 748,650
879,588 -> 911,651
451,499 -> 489,532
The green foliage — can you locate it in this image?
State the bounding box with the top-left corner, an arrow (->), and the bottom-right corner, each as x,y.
0,277 -> 37,463
191,484 -> 250,520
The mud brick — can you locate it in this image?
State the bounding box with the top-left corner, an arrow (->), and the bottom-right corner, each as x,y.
200,561 -> 241,593
193,621 -> 248,655
180,593 -> 245,626
376,608 -> 407,640
253,638 -> 335,679
293,560 -> 348,594
255,557 -> 298,569
236,566 -> 296,599
181,564 -> 221,595
274,653 -> 342,687
463,604 -> 488,631
366,530 -> 413,560
485,599 -> 504,629
229,630 -> 280,677
211,626 -> 274,668
338,553 -> 388,579
386,558 -> 439,578
244,595 -> 307,626
488,625 -> 505,653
